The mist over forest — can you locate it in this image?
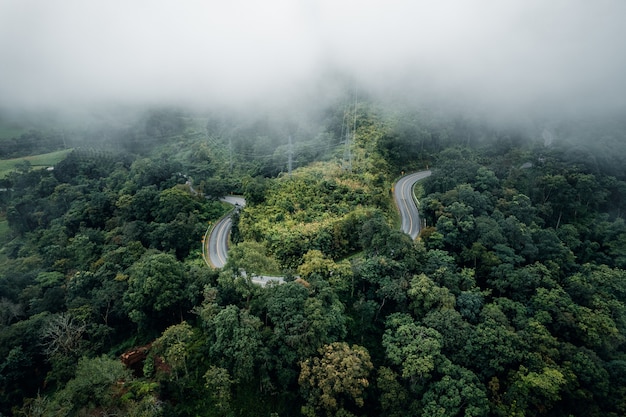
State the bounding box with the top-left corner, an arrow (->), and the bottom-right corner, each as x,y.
2,2 -> 626,417
1,1 -> 625,119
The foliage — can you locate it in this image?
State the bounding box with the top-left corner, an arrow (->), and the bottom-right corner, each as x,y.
124,251 -> 189,331
226,241 -> 280,276
240,164 -> 391,268
1,101 -> 626,417
382,313 -> 443,381
299,342 -> 373,417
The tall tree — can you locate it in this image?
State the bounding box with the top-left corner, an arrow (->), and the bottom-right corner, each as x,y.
206,305 -> 265,383
382,313 -> 443,383
123,251 -> 188,332
299,342 -> 373,417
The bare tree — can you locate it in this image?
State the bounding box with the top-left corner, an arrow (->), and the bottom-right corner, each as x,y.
41,313 -> 86,357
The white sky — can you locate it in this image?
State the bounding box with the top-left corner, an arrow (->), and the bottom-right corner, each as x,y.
0,0 -> 625,115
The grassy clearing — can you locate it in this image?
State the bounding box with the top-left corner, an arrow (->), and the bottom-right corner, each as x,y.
0,149 -> 73,178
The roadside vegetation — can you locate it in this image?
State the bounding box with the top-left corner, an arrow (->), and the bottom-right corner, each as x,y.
1,101 -> 626,417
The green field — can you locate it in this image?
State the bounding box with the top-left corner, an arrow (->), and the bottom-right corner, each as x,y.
0,148 -> 73,178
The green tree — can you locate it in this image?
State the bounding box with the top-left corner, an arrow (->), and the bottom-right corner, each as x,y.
420,362 -> 489,417
49,355 -> 132,416
243,176 -> 269,205
474,166 -> 500,193
265,282 -> 347,390
119,186 -> 159,222
504,366 -> 566,416
204,366 -> 234,417
462,307 -> 525,379
408,274 -> 456,318
421,309 -> 473,363
155,186 -> 203,223
226,241 -> 280,276
559,345 -> 610,416
382,313 -> 443,382
265,282 -> 315,362
124,251 -> 188,331
376,366 -> 414,417
0,313 -> 50,413
355,255 -> 411,312
298,249 -> 353,293
436,201 -> 477,250
488,262 -> 555,302
66,233 -> 98,269
299,342 -> 373,417
148,211 -> 205,259
151,321 -> 194,381
206,305 -> 264,383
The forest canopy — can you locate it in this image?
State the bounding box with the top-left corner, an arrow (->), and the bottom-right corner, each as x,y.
1,102 -> 626,417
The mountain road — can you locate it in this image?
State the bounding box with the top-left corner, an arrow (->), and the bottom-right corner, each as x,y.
204,170 -> 431,284
394,170 -> 432,239
204,196 -> 284,286
206,196 -> 244,269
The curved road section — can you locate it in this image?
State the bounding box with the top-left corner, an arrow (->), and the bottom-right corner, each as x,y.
394,170 -> 432,239
206,196 -> 245,268
204,171 -> 430,281
204,196 -> 284,286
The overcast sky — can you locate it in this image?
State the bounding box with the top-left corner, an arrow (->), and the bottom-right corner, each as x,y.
1,0 -> 625,116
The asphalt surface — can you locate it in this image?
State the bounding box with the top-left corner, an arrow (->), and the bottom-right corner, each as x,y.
205,196 -> 284,286
206,196 -> 245,268
207,215 -> 232,268
393,170 -> 432,239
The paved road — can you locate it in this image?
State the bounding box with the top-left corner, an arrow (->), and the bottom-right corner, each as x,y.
394,170 -> 432,239
205,171 -> 430,284
204,196 -> 284,286
206,196 -> 245,268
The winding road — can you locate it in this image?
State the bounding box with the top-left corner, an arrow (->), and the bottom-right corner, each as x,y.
203,170 -> 431,281
204,196 -> 284,286
394,170 -> 432,239
205,196 -> 245,268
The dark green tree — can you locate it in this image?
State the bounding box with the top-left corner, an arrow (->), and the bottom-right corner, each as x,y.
123,251 -> 189,332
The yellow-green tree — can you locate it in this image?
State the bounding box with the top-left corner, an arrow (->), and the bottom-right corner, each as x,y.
299,342 -> 373,417
298,249 -> 353,293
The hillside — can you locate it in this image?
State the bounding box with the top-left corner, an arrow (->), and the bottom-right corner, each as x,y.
1,104 -> 626,417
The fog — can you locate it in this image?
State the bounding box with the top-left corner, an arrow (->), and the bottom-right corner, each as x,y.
1,0 -> 625,119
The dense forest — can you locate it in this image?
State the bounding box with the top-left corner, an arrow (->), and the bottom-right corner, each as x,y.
1,100 -> 626,417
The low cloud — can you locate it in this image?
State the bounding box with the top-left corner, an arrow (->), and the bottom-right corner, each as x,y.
1,0 -> 625,118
